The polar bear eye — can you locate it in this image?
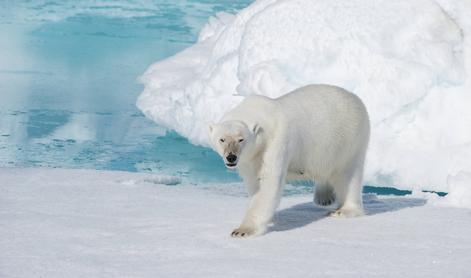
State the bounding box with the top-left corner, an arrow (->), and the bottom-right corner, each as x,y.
219,138 -> 225,143
239,138 -> 244,142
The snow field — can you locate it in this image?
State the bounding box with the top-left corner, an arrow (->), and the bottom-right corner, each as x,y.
1,168 -> 470,277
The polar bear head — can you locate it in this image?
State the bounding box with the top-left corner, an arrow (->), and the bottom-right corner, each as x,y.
209,120 -> 261,169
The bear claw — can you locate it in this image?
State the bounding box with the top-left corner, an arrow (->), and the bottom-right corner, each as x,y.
314,188 -> 336,207
231,227 -> 256,238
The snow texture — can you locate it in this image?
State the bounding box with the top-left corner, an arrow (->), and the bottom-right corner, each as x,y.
137,0 -> 471,198
1,168 -> 470,277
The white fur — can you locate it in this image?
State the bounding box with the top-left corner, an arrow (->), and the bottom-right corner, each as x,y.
209,84 -> 370,237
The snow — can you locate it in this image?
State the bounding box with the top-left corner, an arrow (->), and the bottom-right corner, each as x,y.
137,0 -> 471,197
1,168 -> 470,277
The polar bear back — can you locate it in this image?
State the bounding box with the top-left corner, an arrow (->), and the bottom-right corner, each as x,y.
278,84 -> 369,146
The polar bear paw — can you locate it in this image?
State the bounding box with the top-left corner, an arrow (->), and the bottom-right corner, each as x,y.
314,185 -> 336,206
329,207 -> 364,218
231,224 -> 266,238
231,227 -> 256,238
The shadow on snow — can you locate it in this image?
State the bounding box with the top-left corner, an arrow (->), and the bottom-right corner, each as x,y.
269,194 -> 426,233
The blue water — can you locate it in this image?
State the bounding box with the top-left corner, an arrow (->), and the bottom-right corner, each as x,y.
0,1 -> 253,182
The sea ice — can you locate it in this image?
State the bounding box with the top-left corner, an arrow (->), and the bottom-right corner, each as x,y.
1,168 -> 469,277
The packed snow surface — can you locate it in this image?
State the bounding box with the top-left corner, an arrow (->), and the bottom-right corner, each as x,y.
1,168 -> 470,277
137,0 -> 471,197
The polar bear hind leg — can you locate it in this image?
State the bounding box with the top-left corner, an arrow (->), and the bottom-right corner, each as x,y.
329,165 -> 364,218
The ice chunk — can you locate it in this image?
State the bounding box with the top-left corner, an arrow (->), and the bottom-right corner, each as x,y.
119,176 -> 182,186
138,0 -> 471,199
438,171 -> 471,209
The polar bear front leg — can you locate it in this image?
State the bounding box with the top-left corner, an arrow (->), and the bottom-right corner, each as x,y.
232,148 -> 287,238
238,163 -> 261,197
231,174 -> 284,237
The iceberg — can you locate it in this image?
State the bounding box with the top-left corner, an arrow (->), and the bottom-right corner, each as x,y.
137,0 -> 471,197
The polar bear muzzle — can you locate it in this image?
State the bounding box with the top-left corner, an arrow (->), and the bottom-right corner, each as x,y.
225,154 -> 238,167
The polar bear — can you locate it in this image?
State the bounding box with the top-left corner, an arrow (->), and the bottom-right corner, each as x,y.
208,84 -> 370,238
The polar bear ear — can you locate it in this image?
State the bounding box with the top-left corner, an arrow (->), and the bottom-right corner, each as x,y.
251,123 -> 261,135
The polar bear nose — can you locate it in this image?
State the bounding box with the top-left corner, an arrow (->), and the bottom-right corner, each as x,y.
226,154 -> 237,163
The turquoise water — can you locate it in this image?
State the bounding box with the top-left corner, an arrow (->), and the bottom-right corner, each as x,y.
0,1 -> 251,182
